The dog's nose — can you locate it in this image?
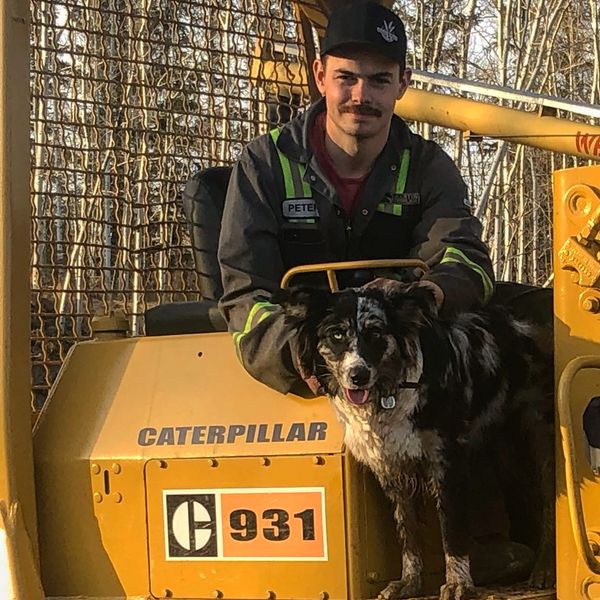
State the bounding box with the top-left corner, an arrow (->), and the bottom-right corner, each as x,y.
349,366 -> 370,387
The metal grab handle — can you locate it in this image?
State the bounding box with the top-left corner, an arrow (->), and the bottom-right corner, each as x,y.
558,355 -> 600,574
280,259 -> 429,291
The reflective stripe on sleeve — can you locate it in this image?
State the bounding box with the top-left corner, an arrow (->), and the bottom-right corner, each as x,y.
440,246 -> 494,303
232,301 -> 278,363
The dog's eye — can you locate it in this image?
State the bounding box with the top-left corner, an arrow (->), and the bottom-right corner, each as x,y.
330,330 -> 345,341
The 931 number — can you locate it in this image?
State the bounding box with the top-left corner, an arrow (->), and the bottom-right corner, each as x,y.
229,508 -> 315,542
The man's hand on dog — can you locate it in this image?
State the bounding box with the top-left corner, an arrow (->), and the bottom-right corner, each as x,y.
364,277 -> 445,310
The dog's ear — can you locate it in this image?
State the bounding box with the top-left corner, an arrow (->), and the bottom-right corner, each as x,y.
273,287 -> 331,386
386,282 -> 438,325
272,286 -> 331,323
408,283 -> 439,318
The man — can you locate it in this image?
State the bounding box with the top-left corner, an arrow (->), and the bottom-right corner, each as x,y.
218,0 -> 494,396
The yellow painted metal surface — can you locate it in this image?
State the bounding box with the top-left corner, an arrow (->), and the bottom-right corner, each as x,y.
35,333 -> 344,462
281,258 -> 428,291
34,333 -> 356,598
345,453 -> 411,599
35,454 -> 149,596
0,501 -> 44,599
553,165 -> 600,600
250,55 -> 308,98
0,0 -> 43,596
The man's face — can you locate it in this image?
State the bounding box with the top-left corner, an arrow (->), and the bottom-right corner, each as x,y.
313,47 -> 411,142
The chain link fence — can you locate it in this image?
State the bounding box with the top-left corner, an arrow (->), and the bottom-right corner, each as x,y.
30,0 -> 311,409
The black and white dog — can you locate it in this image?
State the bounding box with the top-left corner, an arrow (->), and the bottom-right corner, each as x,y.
277,283 -> 554,600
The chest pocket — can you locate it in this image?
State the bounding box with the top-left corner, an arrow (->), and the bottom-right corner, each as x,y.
280,222 -> 329,269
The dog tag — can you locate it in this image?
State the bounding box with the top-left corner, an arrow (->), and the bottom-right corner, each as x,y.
381,395 -> 396,410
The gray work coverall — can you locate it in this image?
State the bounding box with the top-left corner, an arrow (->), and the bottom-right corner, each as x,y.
218,99 -> 494,394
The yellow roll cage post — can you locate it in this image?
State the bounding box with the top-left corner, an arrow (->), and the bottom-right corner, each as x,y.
553,169 -> 600,600
0,0 -> 44,597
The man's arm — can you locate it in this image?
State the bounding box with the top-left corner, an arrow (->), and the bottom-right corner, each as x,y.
410,144 -> 495,314
218,143 -> 306,394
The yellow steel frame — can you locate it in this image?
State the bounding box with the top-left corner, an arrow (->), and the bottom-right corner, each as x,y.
0,0 -> 43,597
280,259 -> 429,291
553,165 -> 600,600
395,90 -> 600,161
558,356 -> 600,576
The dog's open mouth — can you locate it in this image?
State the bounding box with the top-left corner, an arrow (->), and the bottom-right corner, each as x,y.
344,388 -> 370,405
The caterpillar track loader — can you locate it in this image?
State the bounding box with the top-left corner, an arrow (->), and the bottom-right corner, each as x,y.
2,0 -> 600,598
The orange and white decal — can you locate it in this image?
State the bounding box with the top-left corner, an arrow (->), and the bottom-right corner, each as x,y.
163,487 -> 327,561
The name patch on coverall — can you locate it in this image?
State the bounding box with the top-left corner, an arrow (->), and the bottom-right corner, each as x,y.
282,199 -> 319,219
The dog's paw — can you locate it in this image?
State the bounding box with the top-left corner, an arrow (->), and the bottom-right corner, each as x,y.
439,582 -> 477,600
528,553 -> 556,589
377,578 -> 422,600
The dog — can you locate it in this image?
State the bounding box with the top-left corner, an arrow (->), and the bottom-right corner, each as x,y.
276,283 -> 554,600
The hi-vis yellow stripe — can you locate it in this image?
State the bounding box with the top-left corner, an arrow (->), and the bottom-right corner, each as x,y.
270,129 -> 295,199
233,301 -> 277,362
270,128 -> 312,199
377,148 -> 410,216
376,202 -> 403,216
440,247 -> 494,303
395,148 -> 410,194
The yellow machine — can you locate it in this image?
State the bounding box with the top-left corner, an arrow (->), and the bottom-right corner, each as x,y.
554,169 -> 600,600
2,0 -> 600,599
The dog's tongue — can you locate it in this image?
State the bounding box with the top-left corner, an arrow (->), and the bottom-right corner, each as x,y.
344,388 -> 370,405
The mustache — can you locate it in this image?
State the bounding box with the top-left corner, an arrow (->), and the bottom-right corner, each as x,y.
340,104 -> 382,117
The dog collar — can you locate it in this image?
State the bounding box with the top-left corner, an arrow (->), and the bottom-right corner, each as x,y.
397,381 -> 420,389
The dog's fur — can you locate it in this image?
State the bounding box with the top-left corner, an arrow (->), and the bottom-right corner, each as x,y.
276,284 -> 554,600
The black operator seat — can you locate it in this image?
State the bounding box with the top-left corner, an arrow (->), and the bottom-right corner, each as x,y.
145,166 -> 232,336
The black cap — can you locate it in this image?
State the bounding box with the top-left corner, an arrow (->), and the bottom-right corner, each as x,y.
321,1 -> 407,67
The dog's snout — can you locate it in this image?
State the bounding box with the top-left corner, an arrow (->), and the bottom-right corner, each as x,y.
349,366 -> 371,387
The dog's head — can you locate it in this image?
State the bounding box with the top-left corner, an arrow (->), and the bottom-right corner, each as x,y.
275,283 -> 437,406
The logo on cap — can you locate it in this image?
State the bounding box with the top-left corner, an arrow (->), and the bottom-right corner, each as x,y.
377,21 -> 398,43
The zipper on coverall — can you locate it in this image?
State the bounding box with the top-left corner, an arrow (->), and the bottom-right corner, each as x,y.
335,205 -> 352,260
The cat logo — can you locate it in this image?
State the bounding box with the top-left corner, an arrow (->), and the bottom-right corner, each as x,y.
164,493 -> 218,559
